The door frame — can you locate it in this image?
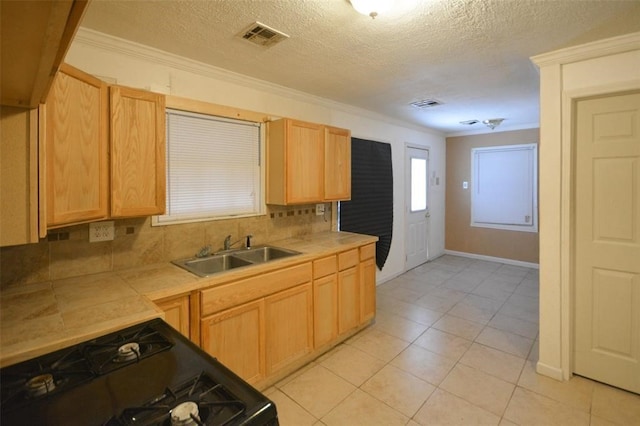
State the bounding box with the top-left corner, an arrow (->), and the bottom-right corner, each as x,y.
533,33 -> 640,384
553,83 -> 640,381
404,144 -> 431,271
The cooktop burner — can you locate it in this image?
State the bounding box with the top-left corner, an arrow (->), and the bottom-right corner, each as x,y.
0,319 -> 278,425
0,346 -> 95,410
107,372 -> 247,426
83,324 -> 173,374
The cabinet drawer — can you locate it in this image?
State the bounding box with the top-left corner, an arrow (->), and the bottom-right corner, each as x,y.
313,255 -> 337,279
338,249 -> 358,271
201,263 -> 312,316
360,243 -> 375,261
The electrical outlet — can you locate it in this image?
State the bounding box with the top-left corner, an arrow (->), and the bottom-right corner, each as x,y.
89,221 -> 115,242
316,203 -> 325,216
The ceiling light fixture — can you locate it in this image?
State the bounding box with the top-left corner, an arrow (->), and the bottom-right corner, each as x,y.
482,118 -> 505,130
349,0 -> 394,19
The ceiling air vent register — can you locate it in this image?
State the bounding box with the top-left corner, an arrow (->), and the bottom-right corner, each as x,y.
238,22 -> 289,47
410,99 -> 443,109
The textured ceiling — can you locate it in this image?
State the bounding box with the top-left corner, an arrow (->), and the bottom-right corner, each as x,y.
80,0 -> 640,135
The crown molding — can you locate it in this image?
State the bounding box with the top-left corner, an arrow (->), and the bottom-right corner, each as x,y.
446,122 -> 539,138
531,31 -> 640,68
73,27 -> 442,136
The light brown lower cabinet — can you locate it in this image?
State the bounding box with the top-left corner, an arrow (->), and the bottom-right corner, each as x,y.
265,283 -> 313,375
155,294 -> 190,339
196,243 -> 376,386
360,244 -> 376,323
338,249 -> 360,335
313,273 -> 338,348
338,266 -> 360,335
199,281 -> 313,384
201,299 -> 266,384
313,255 -> 338,348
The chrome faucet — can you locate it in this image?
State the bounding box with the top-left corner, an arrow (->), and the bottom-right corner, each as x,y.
224,234 -> 253,250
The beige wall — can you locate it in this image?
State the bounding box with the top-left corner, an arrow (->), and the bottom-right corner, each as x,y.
445,128 -> 540,264
0,204 -> 330,287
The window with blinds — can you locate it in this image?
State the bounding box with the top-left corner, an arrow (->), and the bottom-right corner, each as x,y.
154,109 -> 263,225
471,143 -> 538,232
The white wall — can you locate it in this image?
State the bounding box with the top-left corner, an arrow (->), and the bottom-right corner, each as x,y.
66,28 -> 446,284
532,32 -> 640,381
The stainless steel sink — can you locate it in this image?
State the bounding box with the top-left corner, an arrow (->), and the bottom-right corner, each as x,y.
173,253 -> 253,277
231,246 -> 301,263
172,245 -> 301,277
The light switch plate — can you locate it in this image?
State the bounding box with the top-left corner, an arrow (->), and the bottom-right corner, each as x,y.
89,221 -> 115,242
316,204 -> 325,216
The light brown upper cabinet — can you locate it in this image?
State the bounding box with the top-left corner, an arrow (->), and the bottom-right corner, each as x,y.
44,64 -> 109,228
266,118 -> 351,205
42,65 -> 166,229
110,86 -> 166,217
324,126 -> 351,201
0,107 -> 40,246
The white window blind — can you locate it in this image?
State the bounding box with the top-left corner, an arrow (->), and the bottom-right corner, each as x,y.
155,109 -> 262,225
471,143 -> 538,233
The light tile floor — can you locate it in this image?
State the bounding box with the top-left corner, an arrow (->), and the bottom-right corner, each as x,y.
265,255 -> 640,425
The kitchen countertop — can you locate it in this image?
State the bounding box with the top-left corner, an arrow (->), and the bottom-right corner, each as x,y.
0,231 -> 377,368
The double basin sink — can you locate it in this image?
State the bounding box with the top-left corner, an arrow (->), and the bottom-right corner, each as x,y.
172,246 -> 301,277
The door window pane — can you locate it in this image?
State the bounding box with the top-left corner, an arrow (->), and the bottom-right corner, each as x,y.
411,157 -> 427,212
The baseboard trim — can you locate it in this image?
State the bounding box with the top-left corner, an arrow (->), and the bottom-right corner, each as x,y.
375,271 -> 405,286
536,361 -> 565,381
443,250 -> 539,269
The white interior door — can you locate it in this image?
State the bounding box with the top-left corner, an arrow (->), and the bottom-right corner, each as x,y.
574,91 -> 640,393
405,146 -> 430,270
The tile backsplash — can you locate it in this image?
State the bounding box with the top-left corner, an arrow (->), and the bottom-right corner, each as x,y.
1,204 -> 332,287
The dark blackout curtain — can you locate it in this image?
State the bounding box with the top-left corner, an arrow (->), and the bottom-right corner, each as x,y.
339,138 -> 393,270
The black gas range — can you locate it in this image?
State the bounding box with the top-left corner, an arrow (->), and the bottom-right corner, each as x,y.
0,319 -> 279,426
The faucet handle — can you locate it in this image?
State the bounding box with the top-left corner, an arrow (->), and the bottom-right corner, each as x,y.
196,245 -> 211,258
246,234 -> 253,249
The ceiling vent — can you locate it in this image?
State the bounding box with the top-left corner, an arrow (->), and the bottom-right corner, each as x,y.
238,22 -> 289,47
410,99 -> 443,109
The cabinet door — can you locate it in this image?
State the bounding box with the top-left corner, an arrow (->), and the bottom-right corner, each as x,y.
201,299 -> 265,384
265,283 -> 313,375
360,257 -> 376,323
45,64 -> 108,227
155,295 -> 190,338
1,107 -> 39,245
110,86 -> 166,217
314,273 -> 338,348
285,120 -> 324,204
338,266 -> 360,335
324,126 -> 351,201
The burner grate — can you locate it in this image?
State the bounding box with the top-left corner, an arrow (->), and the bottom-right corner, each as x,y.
83,325 -> 173,374
108,372 -> 247,426
0,346 -> 95,409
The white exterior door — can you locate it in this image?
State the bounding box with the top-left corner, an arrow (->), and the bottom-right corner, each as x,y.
405,146 -> 430,270
574,91 -> 640,393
